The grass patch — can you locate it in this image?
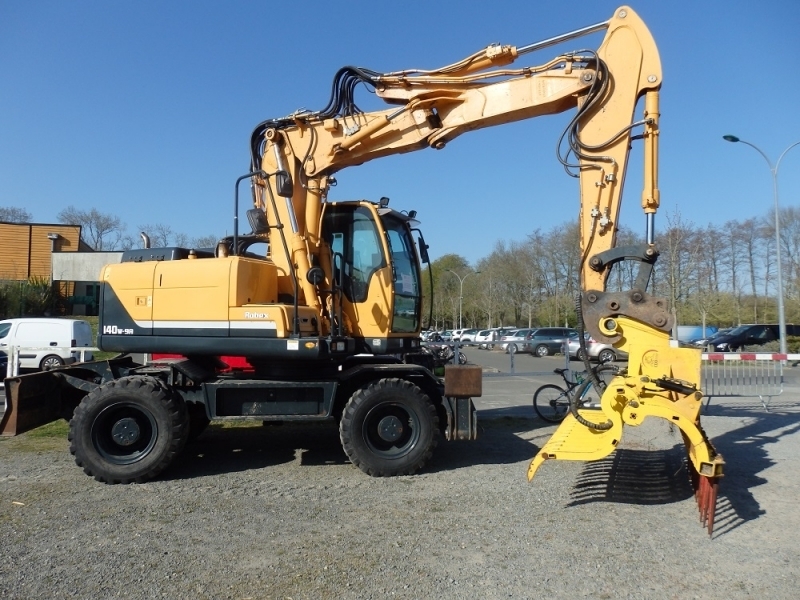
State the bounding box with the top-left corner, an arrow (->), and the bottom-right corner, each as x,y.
0,419 -> 70,452
24,420 -> 70,438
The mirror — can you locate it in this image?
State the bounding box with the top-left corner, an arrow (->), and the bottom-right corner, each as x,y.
306,266 -> 325,285
275,170 -> 293,197
417,235 -> 430,263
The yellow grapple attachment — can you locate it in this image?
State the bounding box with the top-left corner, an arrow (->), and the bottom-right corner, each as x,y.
528,317 -> 724,535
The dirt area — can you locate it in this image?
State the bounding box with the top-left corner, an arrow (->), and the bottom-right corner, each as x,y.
2,398 -> 799,599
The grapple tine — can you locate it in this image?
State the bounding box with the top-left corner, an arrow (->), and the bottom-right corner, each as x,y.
706,479 -> 719,536
698,476 -> 709,525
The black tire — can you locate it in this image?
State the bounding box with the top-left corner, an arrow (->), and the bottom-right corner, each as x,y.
535,344 -> 550,357
458,352 -> 467,365
575,350 -> 587,361
597,348 -> 616,363
340,378 -> 439,476
68,376 -> 189,484
507,343 -> 518,354
533,384 -> 571,423
40,354 -> 65,370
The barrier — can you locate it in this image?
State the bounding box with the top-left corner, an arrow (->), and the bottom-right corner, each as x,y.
2,345 -> 99,379
701,353 -> 800,411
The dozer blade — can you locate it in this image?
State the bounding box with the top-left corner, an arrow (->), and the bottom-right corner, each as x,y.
1,372 -> 67,436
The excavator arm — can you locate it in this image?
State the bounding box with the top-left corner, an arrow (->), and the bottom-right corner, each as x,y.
252,6 -> 660,301
248,6 -> 721,533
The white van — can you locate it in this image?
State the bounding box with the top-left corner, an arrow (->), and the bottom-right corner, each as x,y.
0,318 -> 94,370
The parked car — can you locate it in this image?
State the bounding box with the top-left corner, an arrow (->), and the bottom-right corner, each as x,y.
567,331 -> 628,363
701,323 -> 800,352
522,327 -> 577,357
690,327 -> 732,348
440,330 -> 454,341
459,328 -> 480,342
450,329 -> 466,341
0,318 -> 94,370
474,329 -> 494,349
500,329 -> 534,353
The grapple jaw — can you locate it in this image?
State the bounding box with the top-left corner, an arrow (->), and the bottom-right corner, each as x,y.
529,315 -> 724,535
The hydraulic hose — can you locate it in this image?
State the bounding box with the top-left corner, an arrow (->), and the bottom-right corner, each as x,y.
572,293 -> 613,430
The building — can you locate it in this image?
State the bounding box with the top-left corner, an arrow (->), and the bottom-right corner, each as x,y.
0,221 -> 121,316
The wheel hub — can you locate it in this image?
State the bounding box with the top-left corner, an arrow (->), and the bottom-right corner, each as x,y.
111,418 -> 141,446
377,415 -> 404,442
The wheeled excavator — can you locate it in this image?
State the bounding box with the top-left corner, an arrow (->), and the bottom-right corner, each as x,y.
1,6 -> 722,532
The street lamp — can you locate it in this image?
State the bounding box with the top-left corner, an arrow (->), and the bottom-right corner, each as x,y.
446,269 -> 480,329
723,135 -> 800,355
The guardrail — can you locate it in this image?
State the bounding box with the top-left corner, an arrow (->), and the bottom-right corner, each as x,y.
701,353 -> 800,411
2,345 -> 99,382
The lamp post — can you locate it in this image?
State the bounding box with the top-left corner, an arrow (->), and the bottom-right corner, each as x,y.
723,135 -> 800,355
447,269 -> 480,329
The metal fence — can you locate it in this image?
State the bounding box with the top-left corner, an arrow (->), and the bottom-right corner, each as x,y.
701,353 -> 800,411
1,345 -> 98,392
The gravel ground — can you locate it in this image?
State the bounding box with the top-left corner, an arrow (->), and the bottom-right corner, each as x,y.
2,396 -> 800,599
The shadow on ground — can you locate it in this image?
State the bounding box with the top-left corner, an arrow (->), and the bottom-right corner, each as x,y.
564,405 -> 800,537
165,416 -> 545,481
567,445 -> 694,507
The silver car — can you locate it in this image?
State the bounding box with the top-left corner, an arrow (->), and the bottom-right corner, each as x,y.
499,329 -> 534,353
567,332 -> 627,363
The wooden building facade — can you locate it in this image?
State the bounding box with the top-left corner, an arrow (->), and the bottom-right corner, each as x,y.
0,222 -> 88,281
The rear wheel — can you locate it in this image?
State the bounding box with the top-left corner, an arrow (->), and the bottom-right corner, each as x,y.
69,376 -> 188,483
533,384 -> 571,423
535,345 -> 550,357
40,354 -> 64,370
340,378 -> 438,476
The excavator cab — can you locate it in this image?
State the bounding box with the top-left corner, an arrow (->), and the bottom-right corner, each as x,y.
321,200 -> 423,350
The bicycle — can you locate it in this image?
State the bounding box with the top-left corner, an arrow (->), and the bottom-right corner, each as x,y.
533,364 -> 619,423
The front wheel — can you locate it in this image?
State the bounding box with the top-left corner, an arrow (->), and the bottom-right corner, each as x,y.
458,352 -> 467,365
340,378 -> 439,476
69,376 -> 189,484
533,384 -> 571,423
597,348 -> 616,364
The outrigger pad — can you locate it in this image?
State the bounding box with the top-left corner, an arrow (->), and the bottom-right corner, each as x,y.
0,373 -> 65,436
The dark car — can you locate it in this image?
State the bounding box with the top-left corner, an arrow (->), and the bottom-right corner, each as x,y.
523,327 -> 577,357
704,323 -> 800,352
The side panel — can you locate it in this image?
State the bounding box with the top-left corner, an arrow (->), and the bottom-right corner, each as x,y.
100,262 -> 157,338
152,258 -> 231,337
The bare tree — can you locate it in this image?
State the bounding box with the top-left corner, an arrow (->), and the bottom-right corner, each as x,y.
0,206 -> 32,223
57,206 -> 125,250
138,223 -> 177,248
192,234 -> 219,248
656,210 -> 701,328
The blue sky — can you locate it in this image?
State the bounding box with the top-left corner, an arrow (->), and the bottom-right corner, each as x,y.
1,0 -> 799,263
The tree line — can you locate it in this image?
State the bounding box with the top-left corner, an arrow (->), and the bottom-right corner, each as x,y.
422,207 -> 800,332
0,205 -> 217,250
